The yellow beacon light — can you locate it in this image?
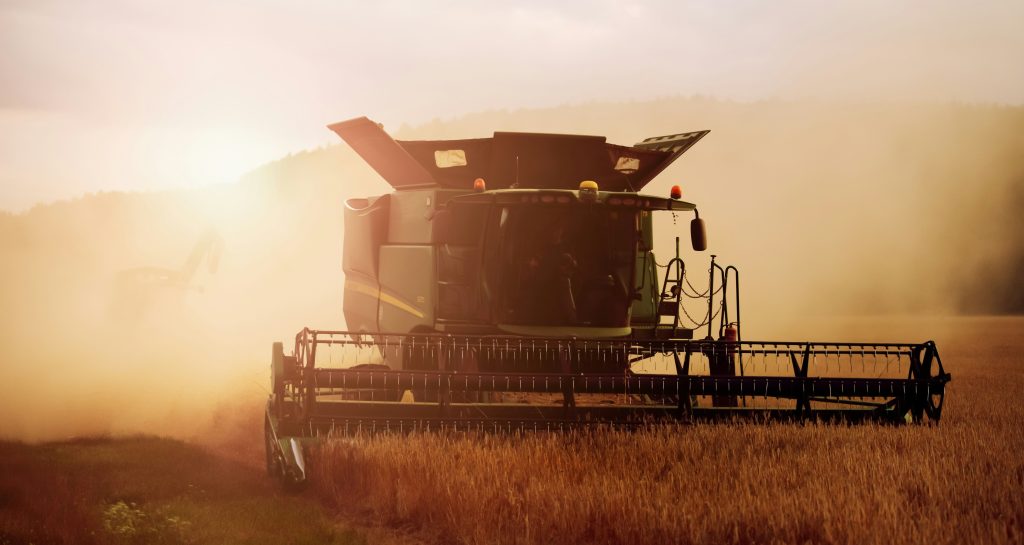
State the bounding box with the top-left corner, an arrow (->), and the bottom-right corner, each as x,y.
578,180 -> 599,202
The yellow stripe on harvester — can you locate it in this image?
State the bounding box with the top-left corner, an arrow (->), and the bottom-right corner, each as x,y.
345,278 -> 425,319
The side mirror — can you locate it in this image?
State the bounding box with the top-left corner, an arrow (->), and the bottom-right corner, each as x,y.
690,217 -> 707,252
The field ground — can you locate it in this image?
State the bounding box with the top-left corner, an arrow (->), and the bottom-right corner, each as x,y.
1,316 -> 1021,544
0,436 -> 379,545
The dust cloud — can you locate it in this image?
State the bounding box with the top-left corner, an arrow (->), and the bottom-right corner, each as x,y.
1,98 -> 1021,441
400,100 -> 1024,324
0,146 -> 388,441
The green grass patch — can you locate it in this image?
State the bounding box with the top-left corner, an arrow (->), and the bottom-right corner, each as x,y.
0,436 -> 361,545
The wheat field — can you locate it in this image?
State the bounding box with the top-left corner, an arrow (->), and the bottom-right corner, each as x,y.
312,318 -> 1024,545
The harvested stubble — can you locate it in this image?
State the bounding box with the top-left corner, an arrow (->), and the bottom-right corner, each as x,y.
313,327 -> 1023,545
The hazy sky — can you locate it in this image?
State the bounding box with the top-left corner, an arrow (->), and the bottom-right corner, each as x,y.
2,0 -> 1022,211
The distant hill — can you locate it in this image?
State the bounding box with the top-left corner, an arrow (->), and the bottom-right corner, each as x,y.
1,97 -> 1021,440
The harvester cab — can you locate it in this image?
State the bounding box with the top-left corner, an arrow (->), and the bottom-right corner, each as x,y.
333,117 -> 710,344
264,117 -> 950,489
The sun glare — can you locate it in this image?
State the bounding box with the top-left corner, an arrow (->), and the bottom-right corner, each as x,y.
146,126 -> 281,190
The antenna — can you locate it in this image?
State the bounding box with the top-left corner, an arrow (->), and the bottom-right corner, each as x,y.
513,155 -> 520,188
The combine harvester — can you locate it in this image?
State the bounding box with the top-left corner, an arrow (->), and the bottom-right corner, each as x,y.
265,117 -> 951,487
109,229 -> 223,321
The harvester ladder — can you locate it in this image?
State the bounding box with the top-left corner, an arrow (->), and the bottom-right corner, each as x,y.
658,237 -> 686,336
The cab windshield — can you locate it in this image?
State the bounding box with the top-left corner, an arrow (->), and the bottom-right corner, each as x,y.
483,206 -> 638,327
